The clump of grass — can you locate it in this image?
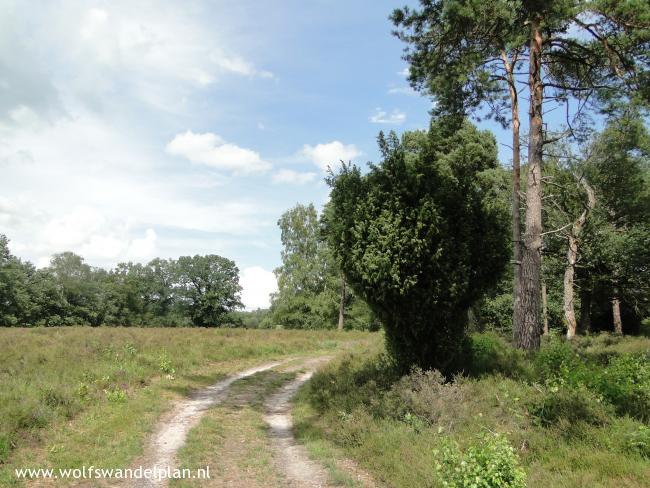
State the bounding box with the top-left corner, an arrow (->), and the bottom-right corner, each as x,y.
528,385 -> 612,428
621,424 -> 650,458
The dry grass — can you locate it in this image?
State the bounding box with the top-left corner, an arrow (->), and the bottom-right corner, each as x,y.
0,327 -> 377,486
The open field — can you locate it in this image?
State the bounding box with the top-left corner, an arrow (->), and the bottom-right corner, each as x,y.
0,327 -> 379,486
294,333 -> 650,488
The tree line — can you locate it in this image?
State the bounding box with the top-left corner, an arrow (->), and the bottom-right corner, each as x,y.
0,240 -> 242,327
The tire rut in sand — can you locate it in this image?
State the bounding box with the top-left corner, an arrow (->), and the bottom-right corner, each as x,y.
263,356 -> 379,488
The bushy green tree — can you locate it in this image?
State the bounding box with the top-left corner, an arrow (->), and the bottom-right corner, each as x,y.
0,236 -> 33,326
269,203 -> 374,330
175,255 -> 242,327
580,114 -> 650,333
142,258 -> 178,322
102,259 -> 183,326
269,203 -> 336,329
324,120 -> 509,372
44,252 -> 105,326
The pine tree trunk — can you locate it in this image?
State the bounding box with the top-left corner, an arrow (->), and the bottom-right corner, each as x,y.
578,287 -> 591,335
564,178 -> 595,340
516,18 -> 544,350
337,279 -> 346,331
501,50 -> 523,346
612,295 -> 623,334
542,280 -> 549,335
564,235 -> 578,339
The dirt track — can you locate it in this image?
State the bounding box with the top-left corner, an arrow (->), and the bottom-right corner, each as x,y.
132,356 -> 378,488
134,361 -> 285,487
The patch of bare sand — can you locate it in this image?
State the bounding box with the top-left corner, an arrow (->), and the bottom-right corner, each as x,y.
264,357 -> 380,488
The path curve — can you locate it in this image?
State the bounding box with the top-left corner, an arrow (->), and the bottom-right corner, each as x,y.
135,361 -> 285,487
132,355 -> 378,488
264,358 -> 335,488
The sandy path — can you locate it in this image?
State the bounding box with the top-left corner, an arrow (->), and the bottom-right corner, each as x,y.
264,357 -> 380,488
130,355 -> 378,488
134,361 -> 285,488
265,369 -> 334,488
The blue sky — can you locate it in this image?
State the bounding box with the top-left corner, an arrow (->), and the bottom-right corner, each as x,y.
0,0 -> 514,309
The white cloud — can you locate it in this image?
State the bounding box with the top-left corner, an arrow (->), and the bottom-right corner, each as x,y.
398,67 -> 409,77
369,108 -> 406,125
80,234 -> 126,262
41,207 -> 107,250
74,5 -> 273,89
166,130 -> 271,174
34,205 -> 158,264
0,109 -> 276,269
126,228 -> 157,261
388,86 -> 417,96
301,141 -> 361,172
213,54 -> 274,79
240,266 -> 277,310
272,169 -> 318,185
80,8 -> 109,41
0,1 -> 274,121
7,105 -> 44,128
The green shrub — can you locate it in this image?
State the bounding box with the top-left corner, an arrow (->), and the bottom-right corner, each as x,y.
477,293 -> 513,333
304,354 -> 399,416
105,388 -> 127,403
401,411 -> 429,433
434,432 -> 526,488
529,385 -> 612,428
594,353 -> 650,421
324,121 -> 509,373
533,339 -> 583,384
332,407 -> 375,448
623,424 -> 650,458
388,367 -> 466,423
465,333 -> 528,378
75,382 -> 90,401
529,340 -> 650,425
123,342 -> 137,355
158,353 -> 176,374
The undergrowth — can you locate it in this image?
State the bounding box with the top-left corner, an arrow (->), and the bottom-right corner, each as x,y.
294,332 -> 650,487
